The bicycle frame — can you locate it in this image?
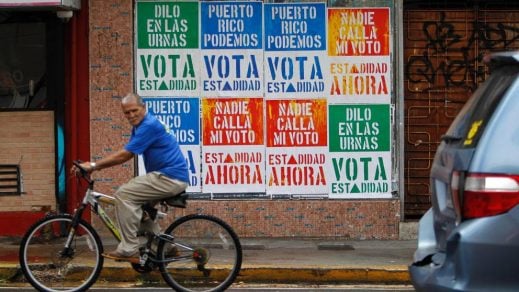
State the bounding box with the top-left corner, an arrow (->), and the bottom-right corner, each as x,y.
68,177 -> 186,263
66,177 -> 122,251
66,165 -> 195,265
84,187 -> 194,263
88,189 -> 122,241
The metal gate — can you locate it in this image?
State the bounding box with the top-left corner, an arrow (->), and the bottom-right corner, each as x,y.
403,2 -> 519,219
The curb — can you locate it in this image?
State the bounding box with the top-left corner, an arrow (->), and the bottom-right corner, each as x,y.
1,264 -> 411,285
238,267 -> 410,284
0,266 -> 18,282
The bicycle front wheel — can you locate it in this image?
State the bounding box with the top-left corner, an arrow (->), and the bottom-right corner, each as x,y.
19,214 -> 104,292
158,214 -> 242,292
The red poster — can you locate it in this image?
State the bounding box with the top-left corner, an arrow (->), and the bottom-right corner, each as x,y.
266,99 -> 327,147
328,8 -> 390,56
202,97 -> 264,146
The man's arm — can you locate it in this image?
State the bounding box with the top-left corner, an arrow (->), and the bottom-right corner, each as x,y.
79,149 -> 134,173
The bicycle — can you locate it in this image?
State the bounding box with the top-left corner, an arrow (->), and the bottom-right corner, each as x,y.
18,160 -> 242,292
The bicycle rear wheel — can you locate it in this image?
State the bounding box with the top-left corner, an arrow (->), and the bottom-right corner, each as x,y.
19,214 -> 104,292
158,214 -> 242,292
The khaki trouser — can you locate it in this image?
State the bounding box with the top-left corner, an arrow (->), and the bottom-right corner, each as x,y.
114,171 -> 188,255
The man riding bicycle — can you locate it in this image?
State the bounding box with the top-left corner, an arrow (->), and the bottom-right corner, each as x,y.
73,92 -> 189,261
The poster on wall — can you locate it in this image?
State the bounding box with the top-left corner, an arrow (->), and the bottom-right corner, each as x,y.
200,1 -> 263,97
327,104 -> 391,198
264,2 -> 327,99
143,97 -> 201,193
136,1 -> 200,97
326,7 -> 390,104
266,99 -> 328,195
201,97 -> 265,193
133,2 -> 395,199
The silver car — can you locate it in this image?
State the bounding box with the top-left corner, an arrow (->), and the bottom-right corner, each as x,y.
409,51 -> 519,291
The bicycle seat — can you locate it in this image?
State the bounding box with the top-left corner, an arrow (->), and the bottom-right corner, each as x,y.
141,192 -> 188,221
163,191 -> 188,209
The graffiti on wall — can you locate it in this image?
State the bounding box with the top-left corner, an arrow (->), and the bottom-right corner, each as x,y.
405,11 -> 519,91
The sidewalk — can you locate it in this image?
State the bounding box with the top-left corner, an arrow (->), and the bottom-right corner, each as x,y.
0,237 -> 415,286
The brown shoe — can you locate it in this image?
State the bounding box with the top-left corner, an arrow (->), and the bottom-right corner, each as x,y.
103,250 -> 140,263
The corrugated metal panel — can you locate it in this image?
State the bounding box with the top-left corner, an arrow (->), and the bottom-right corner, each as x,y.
403,4 -> 519,219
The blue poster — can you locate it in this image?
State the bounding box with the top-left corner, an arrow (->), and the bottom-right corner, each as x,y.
144,97 -> 200,145
264,3 -> 326,51
201,1 -> 263,50
264,3 -> 327,98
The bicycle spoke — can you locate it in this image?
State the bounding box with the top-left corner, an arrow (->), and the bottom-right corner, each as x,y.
158,214 -> 242,292
19,215 -> 104,292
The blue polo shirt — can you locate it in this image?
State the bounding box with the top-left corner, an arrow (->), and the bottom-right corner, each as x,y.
125,112 -> 189,183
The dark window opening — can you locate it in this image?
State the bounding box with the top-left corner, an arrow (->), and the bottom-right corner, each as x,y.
0,11 -> 62,110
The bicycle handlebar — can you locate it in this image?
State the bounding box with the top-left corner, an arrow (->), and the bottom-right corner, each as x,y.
72,160 -> 93,185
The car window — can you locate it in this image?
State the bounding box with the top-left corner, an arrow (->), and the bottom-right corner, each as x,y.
445,65 -> 519,148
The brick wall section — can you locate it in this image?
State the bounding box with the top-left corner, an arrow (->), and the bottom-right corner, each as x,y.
0,111 -> 55,212
89,0 -> 139,236
89,0 -> 135,196
88,1 -> 400,239
167,200 -> 400,239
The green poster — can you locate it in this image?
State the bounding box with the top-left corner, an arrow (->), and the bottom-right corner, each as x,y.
328,104 -> 390,152
137,1 -> 199,49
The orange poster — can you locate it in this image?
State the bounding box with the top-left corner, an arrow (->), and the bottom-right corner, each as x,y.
328,8 -> 390,57
202,97 -> 264,146
266,99 -> 327,147
265,99 -> 328,194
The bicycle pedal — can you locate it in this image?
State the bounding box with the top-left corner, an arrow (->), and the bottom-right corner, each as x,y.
156,211 -> 167,220
140,253 -> 148,265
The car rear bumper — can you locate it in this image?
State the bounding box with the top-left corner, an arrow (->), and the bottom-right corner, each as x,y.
409,263 -> 459,292
410,207 -> 519,292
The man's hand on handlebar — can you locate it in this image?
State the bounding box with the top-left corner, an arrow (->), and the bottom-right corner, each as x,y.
70,160 -> 95,177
